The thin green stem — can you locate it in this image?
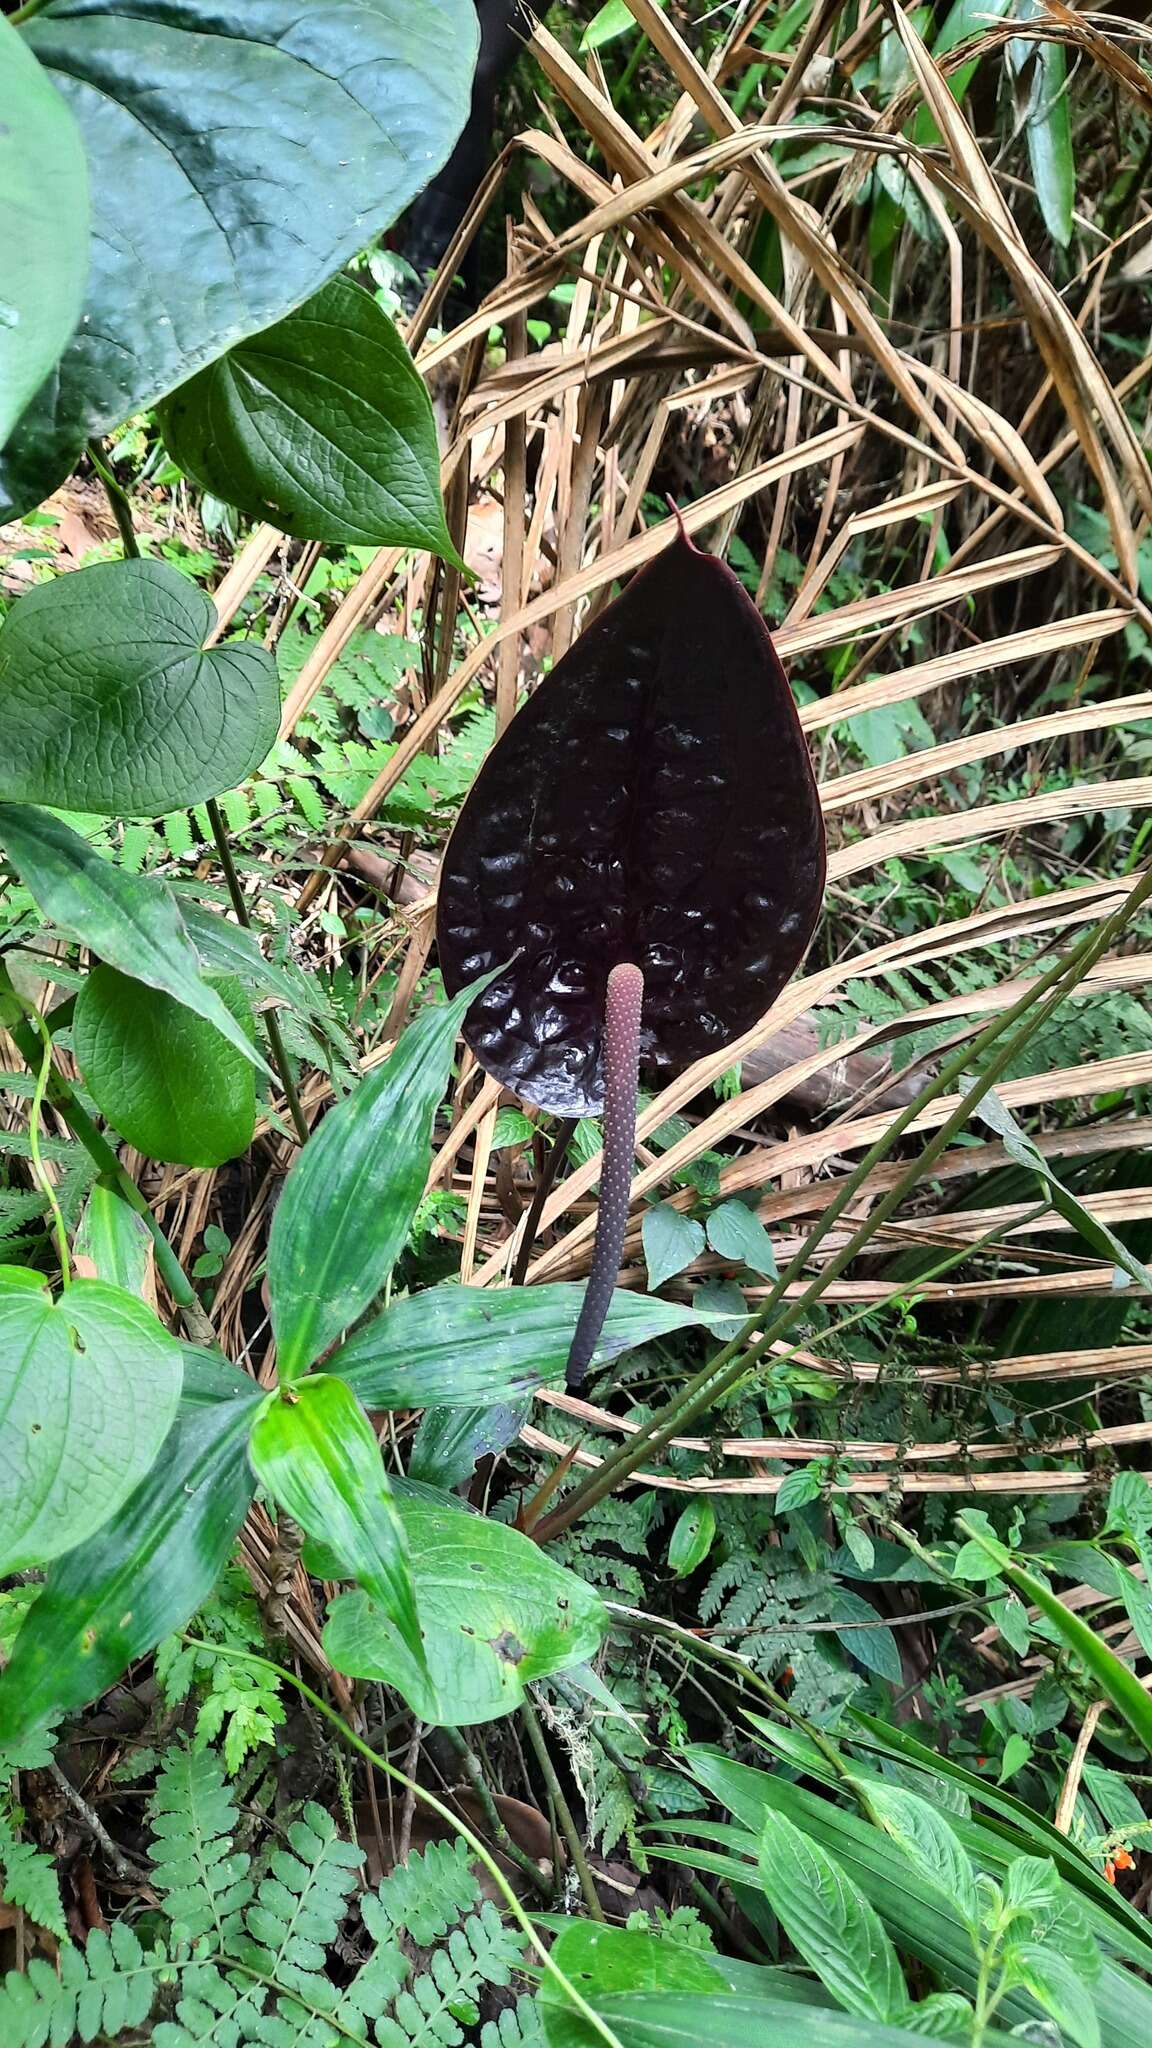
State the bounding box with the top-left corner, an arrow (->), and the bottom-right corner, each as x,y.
205,798 -> 310,1146
182,1639 -> 623,2048
520,1694 -> 605,1920
27,1005 -> 72,1287
537,867 -> 1152,1538
87,438 -> 141,560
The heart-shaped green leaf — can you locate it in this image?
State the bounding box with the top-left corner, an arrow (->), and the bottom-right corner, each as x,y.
249,1376 -> 426,1695
0,20 -> 88,450
2,0 -> 478,517
160,275 -> 459,556
268,976 -> 489,1382
0,1268 -> 183,1576
0,805 -> 271,1076
332,1281 -> 744,1408
0,559 -> 279,815
0,1375 -> 260,1742
323,1496 -> 606,1725
74,966 -> 257,1166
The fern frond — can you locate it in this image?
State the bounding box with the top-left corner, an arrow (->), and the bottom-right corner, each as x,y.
0,1821 -> 65,1940
241,1801 -> 363,1985
371,1903 -> 522,2048
481,1992 -> 545,2048
0,1922 -> 170,2048
364,1837 -> 479,1948
150,1744 -> 253,1942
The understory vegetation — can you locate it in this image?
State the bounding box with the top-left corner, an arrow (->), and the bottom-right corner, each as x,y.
2,1 -> 1152,2044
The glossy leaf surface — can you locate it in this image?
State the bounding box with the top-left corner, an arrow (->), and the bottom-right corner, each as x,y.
74,966 -> 257,1166
0,19 -> 88,450
438,530 -> 825,1114
323,1496 -> 605,1725
249,1376 -> 426,1694
0,1379 -> 259,1740
160,276 -> 458,555
0,806 -> 271,1076
0,559 -> 279,816
0,1269 -> 183,1575
268,978 -> 489,1381
331,1280 -> 742,1407
2,0 -> 478,517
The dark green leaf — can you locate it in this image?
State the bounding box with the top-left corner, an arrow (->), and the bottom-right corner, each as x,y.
643,1204 -> 705,1291
668,1500 -> 717,1578
3,0 -> 478,516
0,806 -> 270,1076
249,1376 -> 425,1694
705,1199 -> 777,1277
758,1809 -> 910,2023
830,1589 -> 902,1685
0,19 -> 88,449
409,1401 -> 529,1489
268,979 -> 490,1381
160,275 -> 459,557
323,1496 -> 605,1725
0,560 -> 279,815
74,966 -> 257,1167
332,1281 -> 742,1408
0,1381 -> 259,1740
0,1268 -> 183,1574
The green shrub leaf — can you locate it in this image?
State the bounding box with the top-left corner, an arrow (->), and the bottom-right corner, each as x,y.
249,1375 -> 426,1697
74,966 -> 257,1167
268,979 -> 488,1382
757,1809 -> 910,2023
332,1281 -> 743,1407
160,275 -> 459,556
0,806 -> 271,1076
0,560 -> 279,815
2,0 -> 478,516
0,1379 -> 260,1740
0,20 -> 88,450
324,1497 -> 605,1725
0,1268 -> 183,1575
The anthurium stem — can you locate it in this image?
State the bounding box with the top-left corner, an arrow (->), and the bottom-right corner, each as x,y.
536,866 -> 1152,1537
565,961 -> 644,1391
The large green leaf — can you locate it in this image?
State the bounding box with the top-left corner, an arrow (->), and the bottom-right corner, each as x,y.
545,1991 -> 987,2048
332,1282 -> 742,1408
758,1810 -> 911,2025
0,1380 -> 259,1741
0,19 -> 89,450
74,965 -> 257,1167
74,1182 -> 154,1296
0,1267 -> 183,1575
541,1925 -> 725,2048
0,805 -> 270,1076
268,978 -> 488,1382
249,1375 -> 426,1697
0,559 -> 279,815
2,0 -> 479,517
323,1496 -> 605,1725
160,275 -> 458,555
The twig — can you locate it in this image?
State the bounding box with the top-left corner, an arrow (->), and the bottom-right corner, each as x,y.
1055,1699 -> 1105,1836
205,798 -> 310,1145
48,1761 -> 149,1885
260,1512 -> 306,1640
